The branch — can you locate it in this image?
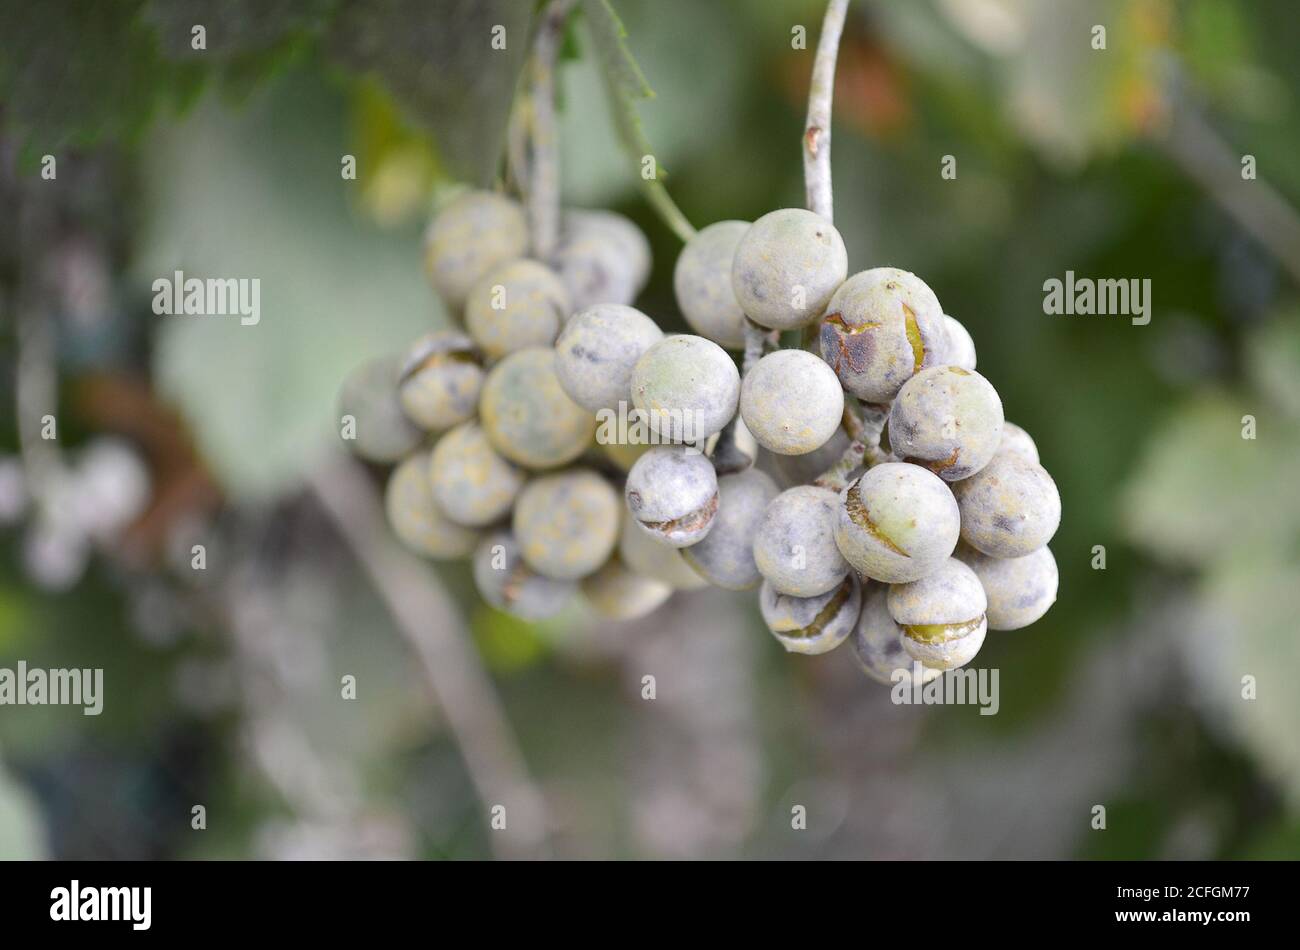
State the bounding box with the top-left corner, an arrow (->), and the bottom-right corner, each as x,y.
803,0 -> 849,222
742,319 -> 777,375
308,455 -> 551,860
814,400 -> 889,491
525,0 -> 577,261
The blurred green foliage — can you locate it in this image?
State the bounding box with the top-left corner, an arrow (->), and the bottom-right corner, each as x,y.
2,0 -> 1300,859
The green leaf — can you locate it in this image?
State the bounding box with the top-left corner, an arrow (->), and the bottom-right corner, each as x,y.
140,0 -> 334,60
1245,309 -> 1300,420
579,0 -> 694,240
1121,392 -> 1300,567
1197,552 -> 1300,807
0,0 -> 204,162
137,73 -> 444,498
325,0 -> 536,186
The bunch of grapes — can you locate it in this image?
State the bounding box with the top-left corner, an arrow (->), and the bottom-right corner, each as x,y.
338,191 -> 1060,685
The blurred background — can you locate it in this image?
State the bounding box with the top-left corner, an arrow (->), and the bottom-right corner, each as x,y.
2,0 -> 1299,860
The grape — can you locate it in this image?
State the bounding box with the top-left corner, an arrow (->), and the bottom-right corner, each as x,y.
996,421 -> 1039,464
952,453 -> 1060,558
479,347 -> 595,469
955,543 -> 1058,631
752,484 -> 849,597
464,259 -> 570,360
631,335 -> 741,442
600,439 -> 652,472
888,366 -> 1004,481
680,468 -> 779,590
512,469 -> 620,580
673,220 -> 750,349
384,452 -> 481,559
552,209 -> 652,310
580,556 -> 672,620
624,445 -> 718,547
397,331 -> 484,431
818,267 -> 947,402
739,349 -> 844,456
834,462 -> 960,583
943,314 -> 977,371
423,190 -> 528,310
472,530 -> 574,620
428,420 -> 524,527
852,584 -> 942,685
888,556 -> 988,670
758,573 -> 861,656
337,355 -> 423,463
617,509 -> 710,589
554,304 -> 664,413
732,209 -> 847,330
771,426 -> 850,488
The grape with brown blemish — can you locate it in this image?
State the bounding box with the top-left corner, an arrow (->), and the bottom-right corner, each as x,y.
397,331 -> 484,431
833,461 -> 960,583
888,556 -> 988,670
817,267 -> 947,403
888,365 -> 1004,481
624,445 -> 719,548
759,572 -> 862,656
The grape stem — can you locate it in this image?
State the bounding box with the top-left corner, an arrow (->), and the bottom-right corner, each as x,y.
524,0 -> 578,261
803,0 -> 849,223
814,399 -> 889,491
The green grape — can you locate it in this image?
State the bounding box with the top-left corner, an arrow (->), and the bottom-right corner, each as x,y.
479,347 -> 595,469
680,468 -> 779,590
384,451 -> 481,559
732,208 -> 847,330
337,355 -> 423,463
472,530 -> 574,620
955,543 -> 1058,631
943,314 -> 977,371
818,267 -> 947,402
552,209 -> 651,310
631,335 -> 741,443
753,484 -> 849,597
429,420 -> 524,527
512,468 -> 620,580
397,331 -> 484,431
759,573 -> 861,656
673,220 -> 750,349
464,259 -> 570,360
996,421 -> 1040,464
888,366 -> 1004,481
554,304 -> 664,413
618,509 -> 710,590
953,453 -> 1061,558
424,190 -> 528,311
888,556 -> 988,670
834,462 -> 960,583
739,349 -> 844,455
579,556 -> 672,620
852,584 -> 942,686
624,446 -> 719,547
